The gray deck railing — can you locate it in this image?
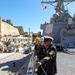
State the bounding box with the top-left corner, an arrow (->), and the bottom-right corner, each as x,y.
26,52 -> 37,75
26,51 -> 48,75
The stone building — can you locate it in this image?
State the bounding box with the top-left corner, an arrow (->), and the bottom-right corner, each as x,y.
0,17 -> 19,37
14,26 -> 24,35
0,17 -> 33,48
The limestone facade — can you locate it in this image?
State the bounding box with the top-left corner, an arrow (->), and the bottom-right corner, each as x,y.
0,17 -> 33,46
0,17 -> 20,36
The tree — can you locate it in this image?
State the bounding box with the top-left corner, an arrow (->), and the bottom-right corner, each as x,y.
3,40 -> 11,52
6,19 -> 13,26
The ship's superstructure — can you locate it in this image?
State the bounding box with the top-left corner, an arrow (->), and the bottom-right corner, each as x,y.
41,0 -> 75,48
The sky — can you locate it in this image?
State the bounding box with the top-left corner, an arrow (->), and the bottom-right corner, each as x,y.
0,0 -> 75,33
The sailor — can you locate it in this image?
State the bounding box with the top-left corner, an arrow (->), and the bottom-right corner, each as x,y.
34,36 -> 45,75
34,37 -> 40,56
36,36 -> 57,75
37,37 -> 45,59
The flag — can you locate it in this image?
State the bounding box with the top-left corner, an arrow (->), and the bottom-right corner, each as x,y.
43,5 -> 47,10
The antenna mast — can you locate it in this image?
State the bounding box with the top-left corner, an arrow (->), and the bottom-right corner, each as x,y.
41,0 -> 75,13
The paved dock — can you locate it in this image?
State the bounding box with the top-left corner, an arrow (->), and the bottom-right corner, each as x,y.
25,52 -> 75,75
57,52 -> 75,75
0,52 -> 75,75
